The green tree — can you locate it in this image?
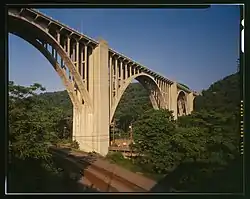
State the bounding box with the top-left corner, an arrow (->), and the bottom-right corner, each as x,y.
132,109 -> 179,173
9,81 -> 52,160
114,83 -> 152,132
8,81 -> 91,193
194,72 -> 240,114
132,109 -> 209,174
8,81 -> 69,161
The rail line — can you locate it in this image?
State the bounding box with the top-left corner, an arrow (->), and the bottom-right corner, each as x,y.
49,146 -> 156,192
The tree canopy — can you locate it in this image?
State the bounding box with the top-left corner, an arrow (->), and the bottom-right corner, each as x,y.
8,81 -> 86,192
8,69 -> 241,192
130,72 -> 241,192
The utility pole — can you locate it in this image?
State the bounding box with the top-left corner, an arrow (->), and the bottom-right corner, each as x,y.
129,122 -> 133,141
63,126 -> 66,139
129,122 -> 133,160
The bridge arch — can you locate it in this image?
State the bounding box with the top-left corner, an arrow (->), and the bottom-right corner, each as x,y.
110,72 -> 166,122
10,32 -> 82,109
8,12 -> 93,111
177,90 -> 187,116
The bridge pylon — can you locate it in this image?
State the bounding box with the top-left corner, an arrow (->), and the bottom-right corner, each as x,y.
73,39 -> 110,156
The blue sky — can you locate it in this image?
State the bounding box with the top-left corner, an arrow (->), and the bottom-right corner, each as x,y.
8,5 -> 240,92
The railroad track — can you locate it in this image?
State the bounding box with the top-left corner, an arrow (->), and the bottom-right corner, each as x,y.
49,147 -> 155,192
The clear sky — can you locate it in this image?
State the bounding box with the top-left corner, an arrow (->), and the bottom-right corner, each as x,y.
8,5 -> 240,92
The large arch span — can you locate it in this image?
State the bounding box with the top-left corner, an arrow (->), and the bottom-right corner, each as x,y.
9,31 -> 81,109
110,73 -> 167,122
8,11 -> 93,111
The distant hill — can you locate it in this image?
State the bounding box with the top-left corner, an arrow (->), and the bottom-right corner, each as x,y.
38,90 -> 72,117
194,72 -> 240,114
37,72 -> 240,123
37,83 -> 151,121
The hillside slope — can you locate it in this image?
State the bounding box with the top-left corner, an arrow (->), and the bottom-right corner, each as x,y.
194,72 -> 240,114
38,72 -> 240,126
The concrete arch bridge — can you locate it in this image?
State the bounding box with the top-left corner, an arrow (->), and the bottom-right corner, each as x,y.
8,8 -> 199,156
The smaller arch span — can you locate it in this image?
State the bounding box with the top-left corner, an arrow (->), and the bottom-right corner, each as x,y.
110,72 -> 166,123
177,90 -> 187,117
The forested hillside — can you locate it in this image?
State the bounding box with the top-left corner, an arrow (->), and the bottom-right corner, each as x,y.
131,72 -> 241,192
194,72 -> 240,114
36,83 -> 153,134
37,90 -> 72,117
8,71 -> 242,193
36,72 -> 240,134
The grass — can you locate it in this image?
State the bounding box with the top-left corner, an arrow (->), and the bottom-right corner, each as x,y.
105,152 -> 163,181
56,142 -> 163,181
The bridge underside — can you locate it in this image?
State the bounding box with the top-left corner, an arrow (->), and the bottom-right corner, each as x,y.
8,8 -> 196,156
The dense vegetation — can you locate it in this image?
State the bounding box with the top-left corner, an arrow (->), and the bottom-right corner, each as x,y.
109,72 -> 242,192
8,70 -> 242,193
8,82 -> 94,192
129,72 -> 242,192
114,83 -> 152,134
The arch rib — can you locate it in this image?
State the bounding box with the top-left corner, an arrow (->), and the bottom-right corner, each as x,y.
10,31 -> 81,109
8,12 -> 93,112
110,72 -> 166,123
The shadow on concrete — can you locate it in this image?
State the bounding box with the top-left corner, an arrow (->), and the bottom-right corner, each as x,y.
49,147 -> 99,192
7,147 -> 99,193
150,156 -> 243,193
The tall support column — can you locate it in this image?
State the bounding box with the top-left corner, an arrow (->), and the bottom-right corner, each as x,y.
168,84 -> 171,110
88,47 -> 94,102
55,33 -> 59,61
76,41 -> 79,72
67,37 -> 71,80
124,63 -> 128,79
162,82 -> 165,107
159,81 -> 163,108
84,45 -> 88,87
72,89 -> 81,142
120,61 -> 123,87
115,59 -> 118,98
90,39 -> 110,156
56,32 -> 60,43
67,37 -> 70,56
170,82 -> 178,119
129,65 -> 132,77
164,82 -> 167,107
109,56 -> 113,109
61,39 -> 66,72
74,101 -> 94,154
80,44 -> 84,77
71,43 -> 76,83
